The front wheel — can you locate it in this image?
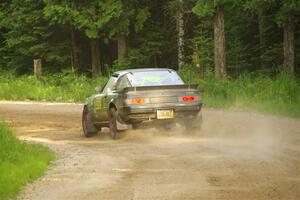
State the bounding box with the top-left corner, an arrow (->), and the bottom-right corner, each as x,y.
109,107 -> 119,140
82,107 -> 99,137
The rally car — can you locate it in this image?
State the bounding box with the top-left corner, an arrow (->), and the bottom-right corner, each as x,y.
82,68 -> 202,139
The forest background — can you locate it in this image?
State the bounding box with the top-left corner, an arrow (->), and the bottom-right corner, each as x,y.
1,1 -> 300,199
0,0 -> 299,117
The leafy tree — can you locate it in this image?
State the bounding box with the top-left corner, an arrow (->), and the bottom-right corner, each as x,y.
43,0 -> 80,71
0,0 -> 299,77
276,0 -> 300,75
0,0 -> 69,73
193,0 -> 229,79
115,1 -> 171,70
243,0 -> 277,69
44,0 -> 124,77
114,0 -> 149,61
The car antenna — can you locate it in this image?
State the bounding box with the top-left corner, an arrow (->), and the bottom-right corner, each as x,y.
188,67 -> 192,90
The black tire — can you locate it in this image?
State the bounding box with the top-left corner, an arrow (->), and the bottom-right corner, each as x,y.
109,107 -> 119,140
82,107 -> 98,137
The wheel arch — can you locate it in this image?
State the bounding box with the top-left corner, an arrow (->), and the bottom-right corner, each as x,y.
109,102 -> 117,111
83,104 -> 92,114
83,104 -> 88,110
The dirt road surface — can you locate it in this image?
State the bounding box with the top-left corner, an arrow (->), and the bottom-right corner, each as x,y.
0,101 -> 299,200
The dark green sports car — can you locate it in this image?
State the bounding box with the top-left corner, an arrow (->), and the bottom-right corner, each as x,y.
82,68 -> 202,139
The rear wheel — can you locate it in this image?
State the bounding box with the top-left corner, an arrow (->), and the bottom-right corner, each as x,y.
183,112 -> 203,132
132,123 -> 140,130
109,107 -> 119,140
82,107 -> 99,137
161,122 -> 174,131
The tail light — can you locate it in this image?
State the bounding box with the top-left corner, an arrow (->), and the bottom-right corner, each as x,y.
131,98 -> 145,104
182,96 -> 195,102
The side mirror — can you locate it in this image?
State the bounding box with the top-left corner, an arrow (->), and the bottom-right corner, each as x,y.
95,86 -> 103,93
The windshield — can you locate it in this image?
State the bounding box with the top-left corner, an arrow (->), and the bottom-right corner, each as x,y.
126,70 -> 184,87
102,76 -> 117,93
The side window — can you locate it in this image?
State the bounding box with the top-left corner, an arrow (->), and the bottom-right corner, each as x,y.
102,77 -> 117,93
117,76 -> 131,90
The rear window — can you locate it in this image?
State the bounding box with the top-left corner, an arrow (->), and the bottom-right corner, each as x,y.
126,70 -> 184,87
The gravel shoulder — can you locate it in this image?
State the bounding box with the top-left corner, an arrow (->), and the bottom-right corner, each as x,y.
0,101 -> 299,200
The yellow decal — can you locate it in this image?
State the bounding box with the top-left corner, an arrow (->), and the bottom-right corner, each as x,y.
94,98 -> 103,109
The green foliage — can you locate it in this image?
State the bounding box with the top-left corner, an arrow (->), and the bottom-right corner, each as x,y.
243,0 -> 276,12
0,121 -> 54,200
0,0 -> 70,72
189,19 -> 214,70
44,0 -> 124,39
0,0 -> 299,86
192,0 -> 215,17
0,71 -> 107,102
0,0 -> 299,75
275,0 -> 300,26
113,14 -> 169,70
134,7 -> 150,32
191,0 -> 297,74
192,0 -> 233,17
180,66 -> 300,118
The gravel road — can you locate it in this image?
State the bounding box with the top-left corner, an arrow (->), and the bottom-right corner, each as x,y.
0,101 -> 299,200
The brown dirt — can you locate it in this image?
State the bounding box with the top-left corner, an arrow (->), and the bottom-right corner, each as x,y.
0,101 -> 299,200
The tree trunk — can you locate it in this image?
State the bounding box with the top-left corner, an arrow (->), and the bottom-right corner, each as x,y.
177,0 -> 184,72
91,38 -> 101,77
258,10 -> 267,70
283,21 -> 295,75
213,6 -> 226,79
34,59 -> 42,79
70,26 -> 79,72
117,33 -> 126,60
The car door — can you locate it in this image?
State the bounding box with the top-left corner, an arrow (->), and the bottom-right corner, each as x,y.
93,76 -> 118,123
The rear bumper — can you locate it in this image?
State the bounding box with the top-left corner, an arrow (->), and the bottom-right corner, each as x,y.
120,103 -> 202,122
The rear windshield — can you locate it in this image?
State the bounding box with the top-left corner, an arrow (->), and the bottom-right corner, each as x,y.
126,70 -> 184,87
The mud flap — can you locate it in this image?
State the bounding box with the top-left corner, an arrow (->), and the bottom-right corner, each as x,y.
116,120 -> 132,131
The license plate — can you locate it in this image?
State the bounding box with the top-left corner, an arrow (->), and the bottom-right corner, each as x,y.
157,110 -> 174,119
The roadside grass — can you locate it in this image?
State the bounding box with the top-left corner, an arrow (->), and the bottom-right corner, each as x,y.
180,68 -> 300,118
0,121 -> 54,200
0,71 -> 108,102
0,69 -> 299,118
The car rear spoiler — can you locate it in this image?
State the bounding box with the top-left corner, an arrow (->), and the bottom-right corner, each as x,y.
123,84 -> 199,92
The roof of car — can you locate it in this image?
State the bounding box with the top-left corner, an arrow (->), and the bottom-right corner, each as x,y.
113,68 -> 176,77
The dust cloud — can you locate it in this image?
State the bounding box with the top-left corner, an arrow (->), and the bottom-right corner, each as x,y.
118,108 -> 300,163
201,109 -> 298,157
